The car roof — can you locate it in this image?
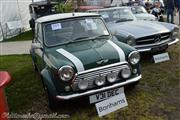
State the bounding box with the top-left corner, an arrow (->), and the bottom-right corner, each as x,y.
36,12 -> 100,23
88,6 -> 131,12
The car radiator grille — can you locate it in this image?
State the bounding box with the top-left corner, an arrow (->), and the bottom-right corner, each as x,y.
136,32 -> 171,45
71,64 -> 128,91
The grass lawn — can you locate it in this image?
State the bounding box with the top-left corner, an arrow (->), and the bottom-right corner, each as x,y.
0,42 -> 179,120
3,30 -> 33,42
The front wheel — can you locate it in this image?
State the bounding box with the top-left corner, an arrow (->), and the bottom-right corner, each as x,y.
44,85 -> 59,110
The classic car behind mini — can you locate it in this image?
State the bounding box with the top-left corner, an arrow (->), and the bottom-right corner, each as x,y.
131,6 -> 156,21
30,13 -> 141,108
88,7 -> 179,52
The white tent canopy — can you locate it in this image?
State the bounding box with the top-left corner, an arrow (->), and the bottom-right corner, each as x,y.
0,0 -> 32,41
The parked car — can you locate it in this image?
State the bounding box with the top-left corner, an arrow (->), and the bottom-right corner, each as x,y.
29,1 -> 58,31
30,13 -> 142,108
131,6 -> 157,21
88,7 -> 179,52
153,0 -> 164,7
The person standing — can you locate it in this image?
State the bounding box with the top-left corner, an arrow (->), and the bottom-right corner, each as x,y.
176,0 -> 180,25
167,0 -> 175,23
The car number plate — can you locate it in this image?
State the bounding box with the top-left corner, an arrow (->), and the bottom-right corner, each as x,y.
89,87 -> 124,104
153,52 -> 170,63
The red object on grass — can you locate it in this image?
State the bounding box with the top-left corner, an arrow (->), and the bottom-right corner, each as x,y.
0,71 -> 11,120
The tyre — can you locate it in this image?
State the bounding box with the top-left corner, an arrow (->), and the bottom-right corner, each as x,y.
44,85 -> 59,110
30,50 -> 38,71
31,59 -> 38,71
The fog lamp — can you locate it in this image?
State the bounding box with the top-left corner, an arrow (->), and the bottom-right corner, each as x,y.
78,79 -> 88,90
133,69 -> 138,74
95,75 -> 106,86
121,67 -> 131,79
107,72 -> 118,83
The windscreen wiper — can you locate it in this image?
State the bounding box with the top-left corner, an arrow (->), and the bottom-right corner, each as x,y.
92,35 -> 110,39
116,18 -> 134,23
73,37 -> 90,41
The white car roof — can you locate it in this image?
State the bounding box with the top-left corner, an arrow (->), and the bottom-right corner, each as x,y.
36,12 -> 100,23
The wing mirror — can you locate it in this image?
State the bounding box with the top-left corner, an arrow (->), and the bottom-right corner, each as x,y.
31,43 -> 42,49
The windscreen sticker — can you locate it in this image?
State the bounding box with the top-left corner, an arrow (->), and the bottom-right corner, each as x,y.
102,14 -> 109,18
85,19 -> 94,23
104,30 -> 109,35
86,23 -> 97,30
123,9 -> 129,12
51,23 -> 62,30
85,19 -> 97,30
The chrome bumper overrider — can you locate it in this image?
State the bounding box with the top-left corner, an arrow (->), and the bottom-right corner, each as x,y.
56,75 -> 142,100
136,38 -> 179,52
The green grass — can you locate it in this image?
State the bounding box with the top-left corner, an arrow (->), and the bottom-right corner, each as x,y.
0,55 -> 43,112
0,41 -> 179,119
3,30 -> 33,42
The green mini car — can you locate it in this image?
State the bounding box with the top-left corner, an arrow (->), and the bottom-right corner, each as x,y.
30,13 -> 142,108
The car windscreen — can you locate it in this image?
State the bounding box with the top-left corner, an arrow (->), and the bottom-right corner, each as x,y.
131,6 -> 147,14
98,8 -> 136,23
43,18 -> 110,47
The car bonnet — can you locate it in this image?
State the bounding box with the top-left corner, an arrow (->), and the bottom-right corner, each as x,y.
45,39 -> 128,73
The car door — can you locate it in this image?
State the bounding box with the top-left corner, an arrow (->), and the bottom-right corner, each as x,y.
33,23 -> 45,72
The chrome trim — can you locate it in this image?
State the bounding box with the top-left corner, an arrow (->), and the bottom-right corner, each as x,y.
136,38 -> 154,43
128,51 -> 140,65
56,75 -> 142,100
72,64 -> 130,91
77,61 -> 127,75
136,38 -> 179,52
134,39 -> 170,47
161,35 -> 170,39
168,38 -> 179,46
138,48 -> 151,52
58,65 -> 75,82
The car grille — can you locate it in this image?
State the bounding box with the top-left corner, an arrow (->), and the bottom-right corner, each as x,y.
71,63 -> 129,91
136,32 -> 171,45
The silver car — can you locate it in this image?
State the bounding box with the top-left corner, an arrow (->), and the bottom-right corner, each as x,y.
88,7 -> 179,52
131,6 -> 157,21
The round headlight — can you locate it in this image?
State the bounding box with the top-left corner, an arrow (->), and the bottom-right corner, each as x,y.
107,72 -> 118,83
59,66 -> 75,82
127,36 -> 135,46
78,79 -> 88,90
128,51 -> 140,65
171,27 -> 179,39
95,75 -> 106,86
121,67 -> 131,79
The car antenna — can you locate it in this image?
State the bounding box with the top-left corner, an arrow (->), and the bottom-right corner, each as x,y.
72,12 -> 75,16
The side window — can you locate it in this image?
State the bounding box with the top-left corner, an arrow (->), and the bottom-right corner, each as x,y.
29,6 -> 33,14
37,24 -> 43,43
35,23 -> 38,38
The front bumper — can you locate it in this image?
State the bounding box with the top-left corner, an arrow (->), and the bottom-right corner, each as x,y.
56,74 -> 141,100
134,38 -> 179,52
